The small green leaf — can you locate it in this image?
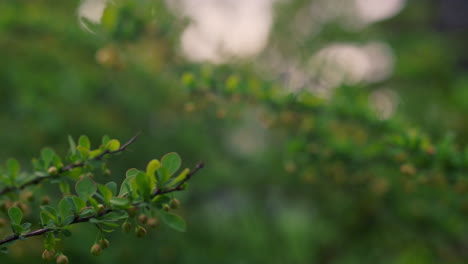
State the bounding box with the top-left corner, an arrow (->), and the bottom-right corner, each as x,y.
89,149 -> 102,158
107,139 -> 121,151
79,135 -> 91,150
161,152 -> 181,176
119,175 -> 136,197
159,211 -> 186,232
146,159 -> 161,177
21,222 -> 32,233
98,184 -> 113,204
44,233 -> 56,250
99,211 -> 128,222
41,148 -> 55,168
40,212 -> 52,227
11,223 -> 24,234
135,171 -> 151,199
170,168 -> 190,186
40,206 -> 58,227
75,177 -> 97,201
110,197 -> 130,208
71,196 -> 86,212
126,168 -> 139,178
157,167 -> 170,186
146,159 -> 160,189
105,182 -> 117,196
59,197 -> 74,223
102,135 -> 111,146
7,159 -> 20,181
59,181 -> 71,195
8,207 -> 23,225
68,135 -> 77,155
77,145 -> 89,159
62,215 -> 75,226
79,208 -> 95,218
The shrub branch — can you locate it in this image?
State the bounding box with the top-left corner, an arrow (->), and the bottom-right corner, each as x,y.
0,135 -> 138,197
0,161 -> 203,247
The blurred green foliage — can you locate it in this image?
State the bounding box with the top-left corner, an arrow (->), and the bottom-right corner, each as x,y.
0,0 -> 467,263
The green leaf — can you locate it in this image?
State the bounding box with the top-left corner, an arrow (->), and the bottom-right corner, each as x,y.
151,194 -> 171,204
8,207 -> 23,225
102,135 -> 111,146
98,184 -> 113,204
11,223 -> 24,234
41,148 -> 55,168
71,196 -> 86,213
77,145 -> 89,159
126,168 -> 139,178
88,196 -> 99,211
156,167 -> 170,185
79,208 -> 95,218
59,197 -> 74,223
78,135 -> 91,150
161,152 -> 181,176
68,135 -> 77,155
170,168 -> 190,186
59,181 -> 70,195
40,212 -> 52,227
89,149 -> 103,158
159,211 -> 186,232
62,215 -> 75,226
107,139 -> 121,151
20,222 -> 31,234
119,174 -> 136,197
146,159 -> 160,189
146,159 -> 161,177
110,197 -> 130,208
40,206 -> 58,227
99,211 -> 128,222
135,171 -> 151,199
75,177 -> 97,200
44,233 -> 56,250
7,158 -> 20,181
105,182 -> 117,196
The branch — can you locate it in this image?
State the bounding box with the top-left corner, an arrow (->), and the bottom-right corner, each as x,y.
154,161 -> 204,196
0,161 -> 203,247
0,135 -> 139,197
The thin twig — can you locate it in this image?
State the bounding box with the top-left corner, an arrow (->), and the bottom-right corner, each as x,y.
0,135 -> 139,197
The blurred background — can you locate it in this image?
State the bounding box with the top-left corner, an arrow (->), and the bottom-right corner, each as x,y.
1,0 -> 468,263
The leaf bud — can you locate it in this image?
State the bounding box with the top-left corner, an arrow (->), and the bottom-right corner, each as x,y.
41,196 -> 51,205
56,254 -> 69,264
42,249 -> 55,261
135,226 -> 147,238
90,243 -> 102,256
98,238 -> 110,249
163,204 -> 170,212
170,199 -> 180,209
147,218 -> 160,229
24,191 -> 35,202
104,169 -> 111,176
48,166 -> 59,176
127,207 -> 138,217
138,214 -> 148,225
122,222 -> 132,233
97,204 -> 105,214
